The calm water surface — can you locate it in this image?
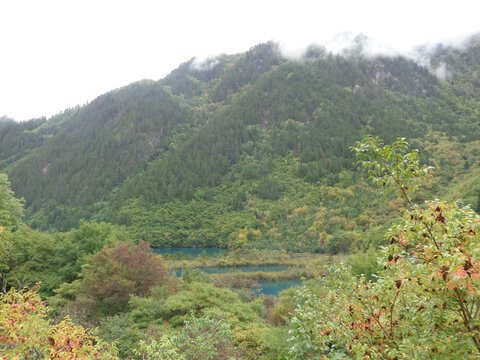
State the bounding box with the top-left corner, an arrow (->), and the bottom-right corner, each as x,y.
258,279 -> 303,296
153,247 -> 228,257
154,248 -> 303,296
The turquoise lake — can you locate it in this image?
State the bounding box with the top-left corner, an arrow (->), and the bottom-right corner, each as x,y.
153,247 -> 228,257
154,248 -> 304,296
171,265 -> 303,296
258,280 -> 303,296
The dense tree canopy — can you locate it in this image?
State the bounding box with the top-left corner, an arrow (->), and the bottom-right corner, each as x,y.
4,38 -> 478,244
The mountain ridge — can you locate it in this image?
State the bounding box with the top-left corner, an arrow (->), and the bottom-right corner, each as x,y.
2,36 -> 480,252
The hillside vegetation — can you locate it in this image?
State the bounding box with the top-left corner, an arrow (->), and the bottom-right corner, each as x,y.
2,37 -> 480,253
2,34 -> 480,359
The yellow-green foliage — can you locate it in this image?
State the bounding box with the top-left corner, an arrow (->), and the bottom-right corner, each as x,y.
0,287 -> 118,359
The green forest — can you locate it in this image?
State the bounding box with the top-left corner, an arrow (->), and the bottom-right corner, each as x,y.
1,34 -> 480,358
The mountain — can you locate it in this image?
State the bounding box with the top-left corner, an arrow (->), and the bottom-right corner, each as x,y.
2,37 -> 480,252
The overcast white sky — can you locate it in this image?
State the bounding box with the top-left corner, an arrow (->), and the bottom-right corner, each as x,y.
1,0 -> 479,121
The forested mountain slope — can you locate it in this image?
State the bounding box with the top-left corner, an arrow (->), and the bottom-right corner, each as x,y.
2,38 -> 480,252
5,81 -> 194,229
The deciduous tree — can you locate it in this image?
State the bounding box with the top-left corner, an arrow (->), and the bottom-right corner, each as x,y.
57,241 -> 169,316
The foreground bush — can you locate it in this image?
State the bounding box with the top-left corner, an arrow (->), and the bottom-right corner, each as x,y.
0,286 -> 118,359
288,137 -> 480,359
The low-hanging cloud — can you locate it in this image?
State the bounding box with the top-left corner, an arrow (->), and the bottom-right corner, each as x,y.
190,56 -> 222,71
278,31 -> 480,80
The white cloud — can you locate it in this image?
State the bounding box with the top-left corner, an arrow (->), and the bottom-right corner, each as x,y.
1,0 -> 479,121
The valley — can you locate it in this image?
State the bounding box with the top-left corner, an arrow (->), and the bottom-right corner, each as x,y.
1,35 -> 480,358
